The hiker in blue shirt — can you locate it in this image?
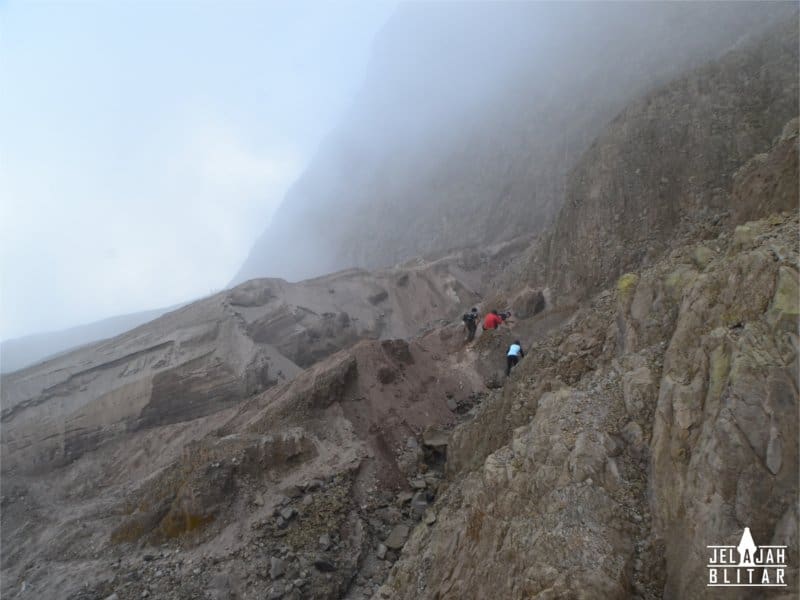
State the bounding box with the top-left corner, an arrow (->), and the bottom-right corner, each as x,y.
506,340 -> 524,376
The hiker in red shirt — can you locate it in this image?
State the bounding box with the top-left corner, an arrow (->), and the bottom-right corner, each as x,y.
483,310 -> 504,330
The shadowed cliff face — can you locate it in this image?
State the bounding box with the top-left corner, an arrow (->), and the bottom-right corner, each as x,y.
548,18 -> 799,301
505,17 -> 799,304
378,119 -> 799,600
234,2 -> 794,285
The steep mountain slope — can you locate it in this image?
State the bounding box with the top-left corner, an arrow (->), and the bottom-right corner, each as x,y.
1,253 -> 492,474
3,161 -> 795,600
0,8 -> 797,600
379,118 -> 799,598
1,335 -> 488,600
234,2 -> 793,284
533,17 -> 799,303
381,210 -> 799,599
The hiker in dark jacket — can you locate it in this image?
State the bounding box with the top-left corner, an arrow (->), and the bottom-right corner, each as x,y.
506,340 -> 524,376
462,307 -> 479,342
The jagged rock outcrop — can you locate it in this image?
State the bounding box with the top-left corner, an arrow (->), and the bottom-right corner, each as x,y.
646,222 -> 799,598
378,213 -> 798,600
730,117 -> 800,224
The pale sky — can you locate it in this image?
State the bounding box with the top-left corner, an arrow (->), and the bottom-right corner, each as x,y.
0,0 -> 396,340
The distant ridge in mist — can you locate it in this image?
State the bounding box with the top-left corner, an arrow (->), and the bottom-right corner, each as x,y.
0,306 -> 176,374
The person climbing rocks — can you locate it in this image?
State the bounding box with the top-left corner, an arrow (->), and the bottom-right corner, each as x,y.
483,309 -> 504,330
462,307 -> 479,342
506,340 -> 524,376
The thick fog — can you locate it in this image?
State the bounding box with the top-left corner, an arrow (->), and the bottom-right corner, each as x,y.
2,1 -> 793,348
0,1 -> 395,342
235,1 -> 794,284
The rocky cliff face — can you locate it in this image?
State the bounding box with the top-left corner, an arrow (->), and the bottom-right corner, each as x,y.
379,211 -> 799,600
508,17 -> 799,305
234,2 -> 793,284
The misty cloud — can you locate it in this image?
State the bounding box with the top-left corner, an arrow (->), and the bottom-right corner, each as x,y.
236,2 -> 794,285
0,0 -> 395,340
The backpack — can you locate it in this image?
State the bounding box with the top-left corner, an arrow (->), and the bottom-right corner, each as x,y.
463,312 -> 477,324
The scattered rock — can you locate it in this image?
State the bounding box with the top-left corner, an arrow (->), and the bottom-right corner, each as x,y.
313,558 -> 337,572
409,478 -> 427,490
410,491 -> 429,518
283,485 -> 303,499
318,533 -> 331,550
423,473 -> 440,487
270,556 -> 286,579
384,524 -> 410,549
376,544 -> 388,560
422,427 -> 449,448
304,480 -> 323,491
604,457 -> 623,491
280,507 -> 296,521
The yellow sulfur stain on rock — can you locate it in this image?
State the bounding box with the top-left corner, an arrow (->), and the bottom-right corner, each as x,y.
110,518 -> 151,544
159,511 -> 214,539
617,273 -> 639,305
